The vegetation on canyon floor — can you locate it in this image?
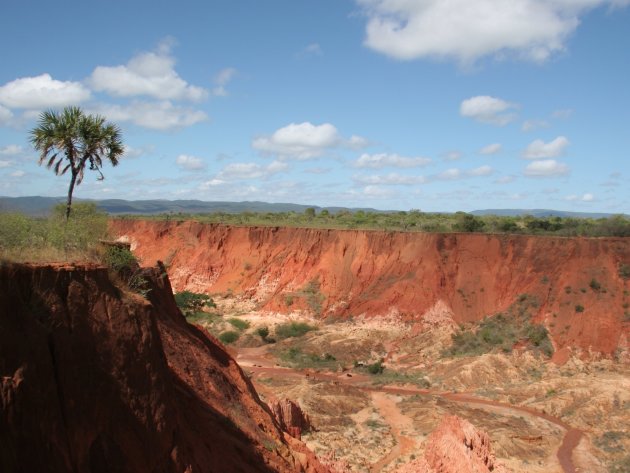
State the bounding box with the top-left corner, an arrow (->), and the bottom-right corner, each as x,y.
445,294 -> 554,358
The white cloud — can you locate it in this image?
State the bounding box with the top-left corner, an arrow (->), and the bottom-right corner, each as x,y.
479,143 -> 502,155
89,44 -> 207,102
363,185 -> 395,197
524,159 -> 569,177
460,96 -> 518,126
348,135 -> 370,149
494,175 -> 516,184
354,153 -> 431,168
356,0 -> 627,64
0,73 -> 90,109
216,160 -> 288,180
521,119 -> 550,132
468,165 -> 494,176
253,122 -> 363,160
10,170 -> 25,178
176,154 -> 205,170
565,193 -> 595,202
94,101 -> 207,130
353,173 -> 426,185
552,108 -> 574,119
523,136 -> 569,159
0,144 -> 23,156
122,144 -> 153,159
437,168 -> 462,180
0,160 -> 12,168
212,67 -> 237,97
0,104 -> 13,124
442,150 -> 462,161
299,43 -> 323,57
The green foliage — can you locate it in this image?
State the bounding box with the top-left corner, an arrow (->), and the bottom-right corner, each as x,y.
275,322 -> 316,339
454,213 -> 485,233
257,326 -> 270,340
228,317 -> 250,331
103,245 -> 138,273
0,213 -> 30,249
219,331 -> 240,344
367,359 -> 385,375
589,278 -> 602,291
575,304 -> 585,313
174,290 -> 215,317
0,203 -> 108,261
277,347 -> 340,370
30,107 -> 124,219
119,209 -> 630,237
299,278 -> 325,315
444,295 -> 553,358
619,263 -> 630,280
186,311 -> 220,325
595,431 -> 628,453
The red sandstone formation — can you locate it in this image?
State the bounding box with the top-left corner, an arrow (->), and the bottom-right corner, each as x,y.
111,220 -> 630,356
0,262 -> 331,473
269,398 -> 313,440
393,415 -> 510,473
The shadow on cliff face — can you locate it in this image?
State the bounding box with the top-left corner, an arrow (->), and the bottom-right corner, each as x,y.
0,262 -> 303,473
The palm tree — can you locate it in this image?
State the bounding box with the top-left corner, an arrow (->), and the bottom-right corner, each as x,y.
30,106 -> 124,219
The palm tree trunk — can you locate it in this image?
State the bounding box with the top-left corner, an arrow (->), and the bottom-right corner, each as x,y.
66,172 -> 77,220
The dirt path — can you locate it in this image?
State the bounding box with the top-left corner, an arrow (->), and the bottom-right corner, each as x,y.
369,392 -> 417,472
236,347 -> 583,473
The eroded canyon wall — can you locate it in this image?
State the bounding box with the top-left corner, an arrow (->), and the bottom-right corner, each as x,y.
111,220 -> 630,355
0,262 -> 329,473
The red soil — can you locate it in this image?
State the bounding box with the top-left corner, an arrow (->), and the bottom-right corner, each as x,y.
0,262 -> 331,473
111,220 -> 630,355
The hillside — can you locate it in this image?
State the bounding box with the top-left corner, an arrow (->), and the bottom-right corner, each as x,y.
0,262 -> 329,473
111,220 -> 630,357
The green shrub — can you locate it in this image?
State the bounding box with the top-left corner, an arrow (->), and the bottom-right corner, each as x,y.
228,317 -> 250,331
575,304 -> 585,313
103,245 -> 138,273
445,296 -> 552,358
219,331 -> 240,344
619,263 -> 630,280
174,290 -> 215,317
367,360 -> 385,375
275,322 -> 316,339
0,213 -> 31,249
257,326 -> 269,340
589,278 -> 601,291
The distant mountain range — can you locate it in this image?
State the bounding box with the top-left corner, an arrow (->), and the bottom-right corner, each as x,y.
469,208 -> 622,219
0,196 -> 623,219
0,196 -> 378,216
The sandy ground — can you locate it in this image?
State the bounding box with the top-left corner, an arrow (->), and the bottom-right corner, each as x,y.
210,299 -> 629,473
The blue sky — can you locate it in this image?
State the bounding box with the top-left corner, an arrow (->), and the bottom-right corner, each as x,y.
0,0 -> 628,212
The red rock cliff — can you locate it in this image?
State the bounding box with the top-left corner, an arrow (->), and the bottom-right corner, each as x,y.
111,220 -> 630,355
0,262 -> 330,473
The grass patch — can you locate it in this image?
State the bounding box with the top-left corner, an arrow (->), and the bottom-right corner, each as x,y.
219,331 -> 240,344
228,317 -> 250,331
275,321 -> 317,339
0,203 -> 108,262
187,311 -> 220,325
277,347 -> 341,370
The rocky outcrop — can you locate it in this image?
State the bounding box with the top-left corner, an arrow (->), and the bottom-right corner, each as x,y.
0,262 -> 331,473
111,220 -> 630,356
269,399 -> 313,440
393,415 -> 510,473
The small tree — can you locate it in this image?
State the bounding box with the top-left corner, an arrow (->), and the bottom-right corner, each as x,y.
30,106 -> 124,219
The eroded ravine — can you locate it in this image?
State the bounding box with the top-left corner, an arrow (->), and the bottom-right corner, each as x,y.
237,347 -> 584,473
